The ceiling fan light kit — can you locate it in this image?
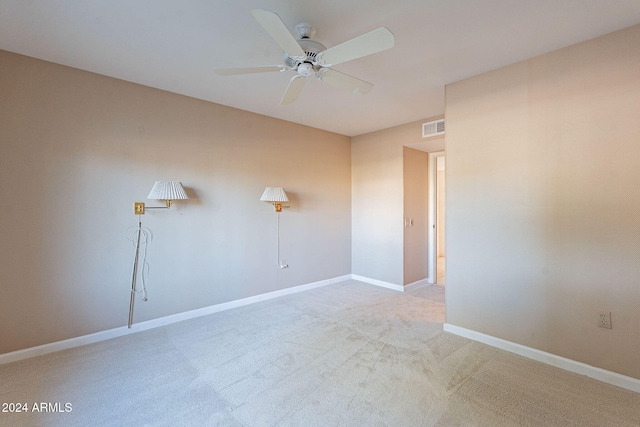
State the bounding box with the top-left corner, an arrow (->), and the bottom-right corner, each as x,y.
215,9 -> 395,104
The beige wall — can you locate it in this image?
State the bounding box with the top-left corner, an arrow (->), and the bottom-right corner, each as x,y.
445,24 -> 640,379
351,120 -> 438,285
403,147 -> 429,285
436,162 -> 445,258
0,50 -> 351,354
351,126 -> 404,285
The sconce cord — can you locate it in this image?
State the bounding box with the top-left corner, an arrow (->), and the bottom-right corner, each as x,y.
126,217 -> 152,328
276,212 -> 288,269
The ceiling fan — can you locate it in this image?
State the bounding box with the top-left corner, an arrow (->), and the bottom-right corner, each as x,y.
215,9 -> 395,105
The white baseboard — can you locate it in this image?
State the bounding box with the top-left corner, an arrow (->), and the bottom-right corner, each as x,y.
0,326 -> 133,366
404,278 -> 431,291
443,323 -> 640,394
350,274 -> 405,292
0,275 -> 351,366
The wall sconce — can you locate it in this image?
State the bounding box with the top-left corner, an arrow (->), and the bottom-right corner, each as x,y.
260,187 -> 289,269
129,181 -> 188,329
260,186 -> 290,212
134,181 -> 189,214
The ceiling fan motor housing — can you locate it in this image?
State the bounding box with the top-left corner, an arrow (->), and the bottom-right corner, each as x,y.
283,38 -> 326,72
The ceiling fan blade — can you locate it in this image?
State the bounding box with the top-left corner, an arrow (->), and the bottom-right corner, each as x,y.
251,9 -> 306,59
317,27 -> 395,66
316,68 -> 373,95
214,65 -> 287,76
280,75 -> 307,105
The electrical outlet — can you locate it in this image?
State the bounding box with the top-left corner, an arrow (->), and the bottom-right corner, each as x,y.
598,312 -> 612,329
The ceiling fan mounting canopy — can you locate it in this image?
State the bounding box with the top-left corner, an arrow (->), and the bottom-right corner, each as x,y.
214,9 -> 395,105
295,23 -> 316,39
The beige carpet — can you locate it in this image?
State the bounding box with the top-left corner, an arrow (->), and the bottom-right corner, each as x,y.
1,280 -> 639,426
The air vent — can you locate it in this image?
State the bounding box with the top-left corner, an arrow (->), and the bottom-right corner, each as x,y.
422,119 -> 445,138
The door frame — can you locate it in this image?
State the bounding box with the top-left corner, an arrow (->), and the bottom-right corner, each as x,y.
428,151 -> 445,283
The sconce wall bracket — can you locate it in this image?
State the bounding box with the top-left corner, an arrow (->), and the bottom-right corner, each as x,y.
134,202 -> 145,215
273,202 -> 290,213
133,200 -> 173,215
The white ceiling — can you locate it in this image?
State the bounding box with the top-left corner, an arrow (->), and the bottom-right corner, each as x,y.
1,1 -> 639,137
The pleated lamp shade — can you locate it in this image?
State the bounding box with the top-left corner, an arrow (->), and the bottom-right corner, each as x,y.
260,187 -> 288,202
147,181 -> 189,200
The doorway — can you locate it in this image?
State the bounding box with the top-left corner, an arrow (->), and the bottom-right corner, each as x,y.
428,151 -> 445,285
